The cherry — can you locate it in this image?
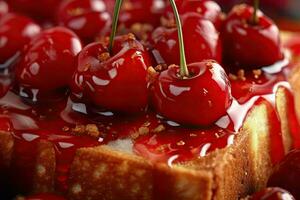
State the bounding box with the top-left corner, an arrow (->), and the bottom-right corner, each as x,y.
267,149 -> 300,199
22,193 -> 66,200
152,60 -> 232,126
7,0 -> 61,21
15,27 -> 82,101
221,4 -> 283,71
162,0 -> 223,30
0,13 -> 41,69
57,0 -> 112,43
0,1 -> 9,18
151,13 -> 222,66
72,33 -> 152,113
248,187 -> 295,200
118,0 -> 166,40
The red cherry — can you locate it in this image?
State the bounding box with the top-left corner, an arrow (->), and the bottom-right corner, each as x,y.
163,0 -> 223,30
71,33 -> 152,113
268,149 -> 300,199
15,27 -> 82,100
23,193 -> 66,200
7,0 -> 61,21
152,60 -> 232,126
151,13 -> 222,65
0,13 -> 41,68
248,187 -> 295,200
221,4 -> 283,70
57,0 -> 111,43
119,0 -> 166,28
0,1 -> 9,18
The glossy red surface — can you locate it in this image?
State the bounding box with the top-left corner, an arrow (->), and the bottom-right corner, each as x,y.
0,1 -> 9,18
0,14 -> 41,68
71,34 -> 152,113
57,0 -> 111,43
119,0 -> 166,28
7,0 -> 61,21
152,60 -> 232,126
221,4 -> 283,70
268,150 -> 300,199
163,0 -> 223,29
248,187 -> 295,200
15,27 -> 82,100
151,13 -> 222,65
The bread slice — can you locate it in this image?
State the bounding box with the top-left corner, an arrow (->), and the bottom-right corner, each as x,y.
0,33 -> 299,200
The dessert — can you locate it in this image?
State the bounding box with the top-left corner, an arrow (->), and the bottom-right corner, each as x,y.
0,0 -> 300,200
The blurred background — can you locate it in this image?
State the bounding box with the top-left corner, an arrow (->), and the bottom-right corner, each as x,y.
216,0 -> 300,31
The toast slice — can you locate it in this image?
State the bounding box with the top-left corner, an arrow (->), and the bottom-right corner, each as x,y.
0,33 -> 300,200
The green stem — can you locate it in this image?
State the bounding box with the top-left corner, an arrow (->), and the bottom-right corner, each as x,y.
169,0 -> 189,77
252,0 -> 259,24
109,0 -> 123,53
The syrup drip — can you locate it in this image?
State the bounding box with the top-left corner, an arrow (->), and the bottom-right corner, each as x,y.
0,51 -> 299,196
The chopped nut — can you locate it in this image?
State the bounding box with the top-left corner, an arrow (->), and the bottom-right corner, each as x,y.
62,126 -> 70,132
252,69 -> 262,79
153,124 -> 166,133
97,52 -> 110,62
138,126 -> 149,135
177,140 -> 185,146
86,124 -> 100,137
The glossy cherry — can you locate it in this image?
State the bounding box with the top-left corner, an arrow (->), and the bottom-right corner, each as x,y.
248,187 -> 295,200
71,33 -> 152,113
119,0 -> 166,29
151,13 -> 222,66
15,27 -> 82,101
57,0 -> 111,43
221,4 -> 283,70
0,13 -> 41,68
7,0 -> 61,21
0,1 -> 9,18
22,193 -> 66,200
268,149 -> 300,199
152,60 -> 232,126
162,0 -> 223,29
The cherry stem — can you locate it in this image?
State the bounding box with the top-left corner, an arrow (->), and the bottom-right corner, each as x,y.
252,0 -> 259,24
169,0 -> 189,77
109,0 -> 123,53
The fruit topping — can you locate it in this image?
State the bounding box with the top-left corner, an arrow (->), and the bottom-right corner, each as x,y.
0,14 -> 41,69
221,3 -> 283,70
7,0 -> 61,21
247,187 -> 295,200
162,0 -> 223,30
152,13 -> 222,66
0,0 -> 9,18
57,0 -> 111,43
268,149 -> 300,199
71,0 -> 152,113
15,27 -> 82,102
152,0 -> 231,126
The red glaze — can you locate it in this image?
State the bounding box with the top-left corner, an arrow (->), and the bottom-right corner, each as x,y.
221,4 -> 283,70
268,150 -> 300,199
23,193 -> 66,200
57,0 -> 111,43
152,60 -> 232,126
163,0 -> 223,29
119,0 -> 166,28
0,14 -> 41,68
15,27 -> 82,101
7,0 -> 61,21
248,187 -> 295,200
71,34 -> 152,113
151,13 -> 222,65
0,1 -> 9,18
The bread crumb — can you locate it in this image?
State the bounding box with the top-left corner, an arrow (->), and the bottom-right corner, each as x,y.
72,124 -> 100,138
153,124 -> 165,133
